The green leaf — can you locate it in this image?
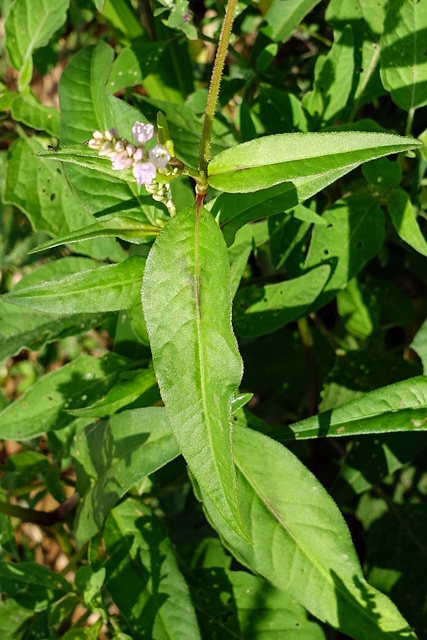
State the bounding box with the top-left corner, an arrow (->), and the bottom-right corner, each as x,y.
213,167 -> 359,245
68,367 -> 159,417
0,599 -> 32,638
30,212 -> 161,254
4,136 -> 126,262
9,88 -> 59,136
304,194 -> 385,308
387,188 -> 427,257
262,0 -> 322,44
362,157 -> 402,190
107,42 -> 167,92
233,265 -> 330,337
0,562 -> 71,612
380,0 -> 427,111
142,205 -> 249,542
337,277 -> 378,340
289,376 -> 427,440
95,499 -> 201,640
58,41 -> 161,225
411,319 -> 427,374
73,407 -> 179,542
303,26 -> 354,127
4,255 -> 145,314
191,568 -> 326,639
207,131 -> 421,193
0,354 -> 132,440
197,426 -> 417,639
4,0 -> 69,89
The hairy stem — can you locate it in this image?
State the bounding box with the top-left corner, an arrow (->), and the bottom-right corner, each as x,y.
198,0 -> 237,180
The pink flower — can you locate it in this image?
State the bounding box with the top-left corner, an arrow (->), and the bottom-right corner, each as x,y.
133,161 -> 156,186
112,151 -> 133,170
132,122 -> 154,144
149,144 -> 170,169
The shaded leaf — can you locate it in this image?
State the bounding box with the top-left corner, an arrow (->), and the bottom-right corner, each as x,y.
0,562 -> 71,612
387,188 -> 427,257
262,0 -> 322,44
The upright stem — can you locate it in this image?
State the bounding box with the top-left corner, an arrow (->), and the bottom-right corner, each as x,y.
198,0 -> 237,181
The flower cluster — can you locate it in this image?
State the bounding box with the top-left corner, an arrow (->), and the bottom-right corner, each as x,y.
88,122 -> 171,188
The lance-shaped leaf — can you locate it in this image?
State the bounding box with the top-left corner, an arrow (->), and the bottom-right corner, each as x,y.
207,131 -> 421,193
142,205 -> 248,541
196,426 -> 417,639
30,213 -> 161,254
4,256 -> 145,315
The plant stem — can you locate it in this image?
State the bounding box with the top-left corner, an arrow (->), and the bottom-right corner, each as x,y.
0,493 -> 79,527
198,0 -> 237,181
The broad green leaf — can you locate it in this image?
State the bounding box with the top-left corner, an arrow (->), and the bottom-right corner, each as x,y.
30,212 -> 161,254
289,377 -> 427,440
142,205 -> 248,542
268,206 -> 322,272
411,319 -> 427,374
0,301 -> 106,362
362,157 -> 402,190
380,0 -> 427,111
72,407 -> 179,542
0,354 -> 132,440
256,86 -> 308,134
303,26 -> 354,127
68,367 -> 158,417
233,265 -> 330,337
107,42 -> 167,92
4,255 -> 145,314
212,166 -> 359,245
336,277 -> 378,340
261,0 -> 322,44
95,499 -> 201,640
6,88 -> 59,136
326,0 -> 387,112
387,189 -> 427,257
59,41 -> 162,225
197,426 -> 417,639
101,0 -> 144,40
366,505 -> 427,637
0,562 -> 71,612
4,0 -> 69,89
4,136 -> 126,262
191,568 -> 326,639
228,226 -> 254,297
207,131 -> 421,193
304,194 -> 385,308
0,599 -> 32,638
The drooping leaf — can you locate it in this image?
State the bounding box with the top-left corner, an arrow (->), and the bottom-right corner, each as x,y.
72,408 -> 178,542
233,265 -> 330,337
4,136 -> 126,261
196,426 -> 417,639
0,354 -> 132,440
0,562 -> 71,612
4,256 -> 145,315
8,88 -> 60,135
4,0 -> 69,89
380,0 -> 427,111
94,499 -> 201,640
207,131 -> 421,193
387,188 -> 427,257
142,205 -> 249,541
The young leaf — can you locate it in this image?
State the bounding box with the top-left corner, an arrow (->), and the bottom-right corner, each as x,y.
142,205 -> 249,542
380,0 -> 427,111
207,131 -> 421,193
72,408 -> 179,542
96,499 -> 202,639
4,0 -> 69,89
233,265 -> 330,337
4,256 -> 145,315
196,426 -> 417,639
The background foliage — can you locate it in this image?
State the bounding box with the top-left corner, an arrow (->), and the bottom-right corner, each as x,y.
1,0 -> 427,638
